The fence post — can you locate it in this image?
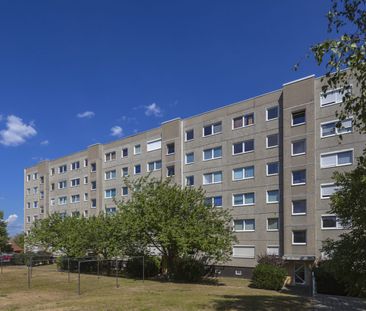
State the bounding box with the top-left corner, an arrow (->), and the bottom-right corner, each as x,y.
30,256 -> 33,278
78,261 -> 81,295
0,257 -> 3,274
67,258 -> 70,283
115,259 -> 119,288
142,256 -> 145,283
27,260 -> 31,289
97,258 -> 100,279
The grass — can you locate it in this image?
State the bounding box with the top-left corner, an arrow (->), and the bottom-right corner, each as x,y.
0,264 -> 312,311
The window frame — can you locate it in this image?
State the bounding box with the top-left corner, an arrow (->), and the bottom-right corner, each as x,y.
232,192 -> 255,206
292,169 -> 306,186
203,171 -> 223,185
320,183 -> 338,199
104,188 -> 117,199
320,149 -> 353,168
266,162 -> 279,176
202,122 -> 222,137
292,230 -> 307,245
203,146 -> 222,161
185,152 -> 195,164
232,139 -> 255,155
291,110 -> 306,126
266,190 -> 279,204
321,214 -> 344,230
232,112 -> 255,130
266,133 -> 279,149
233,219 -> 256,232
320,118 -> 353,138
232,245 -> 255,259
232,166 -> 255,181
266,218 -> 279,231
291,139 -> 306,156
266,106 -> 279,121
134,144 -> 141,155
185,129 -> 194,141
292,199 -> 307,215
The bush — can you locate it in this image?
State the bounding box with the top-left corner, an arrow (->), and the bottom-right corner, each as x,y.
314,262 -> 347,296
126,256 -> 160,278
251,263 -> 287,291
172,257 -> 207,282
257,254 -> 285,267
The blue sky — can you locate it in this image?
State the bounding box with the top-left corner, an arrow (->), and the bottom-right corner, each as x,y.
0,0 -> 331,235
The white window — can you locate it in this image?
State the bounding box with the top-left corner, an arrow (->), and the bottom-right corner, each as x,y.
105,188 -> 116,198
134,144 -> 141,155
26,216 -> 31,223
134,164 -> 141,174
147,138 -> 162,151
33,187 -> 38,194
292,139 -> 306,156
185,152 -> 194,164
33,201 -> 38,208
266,133 -> 279,148
233,193 -> 255,206
26,174 -> 31,182
292,110 -> 306,126
58,196 -> 67,205
232,245 -> 255,258
292,170 -> 306,185
27,202 -> 31,208
91,199 -> 97,208
84,193 -> 88,201
232,139 -> 254,155
321,215 -> 344,229
266,106 -> 279,121
235,270 -> 243,276
267,218 -> 279,231
105,170 -> 117,180
50,199 -> 55,206
266,190 -> 279,203
59,165 -> 67,174
266,246 -> 279,256
203,147 -> 222,160
122,167 -> 128,177
84,159 -> 88,167
321,183 -> 339,199
185,175 -> 194,186
71,161 -> 80,170
321,118 -> 353,137
71,194 -> 80,203
167,165 -> 175,177
70,178 -> 80,187
105,151 -> 116,162
122,186 -> 128,196
26,188 -> 30,195
84,176 -> 88,184
121,148 -> 128,158
185,129 -> 194,141
106,207 -> 117,215
266,162 -> 279,176
203,171 -> 222,185
166,143 -> 175,155
33,173 -> 38,180
320,88 -> 347,107
320,149 -> 353,168
203,122 -> 222,136
58,180 -> 67,189
147,160 -> 162,172
91,163 -> 96,172
232,113 -> 254,129
205,196 -> 222,207
233,219 -> 255,231
232,166 -> 254,181
292,230 -> 307,245
292,200 -> 306,215
91,181 -> 97,190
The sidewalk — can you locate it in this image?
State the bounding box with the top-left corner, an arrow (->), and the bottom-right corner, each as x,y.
312,294 -> 366,310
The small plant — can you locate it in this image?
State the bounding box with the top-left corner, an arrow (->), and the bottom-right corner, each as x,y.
172,257 -> 207,282
251,263 -> 287,291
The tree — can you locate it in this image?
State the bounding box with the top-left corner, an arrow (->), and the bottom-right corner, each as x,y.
117,176 -> 236,276
12,232 -> 25,251
0,211 -> 9,252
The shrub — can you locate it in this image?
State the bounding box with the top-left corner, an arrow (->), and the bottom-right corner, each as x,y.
126,256 -> 160,278
314,262 -> 347,296
251,263 -> 287,291
257,254 -> 285,267
172,257 -> 207,282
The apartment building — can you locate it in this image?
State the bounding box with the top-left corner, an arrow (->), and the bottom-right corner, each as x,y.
24,74 -> 366,286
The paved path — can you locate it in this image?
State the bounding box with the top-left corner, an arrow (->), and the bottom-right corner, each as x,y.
312,294 -> 366,310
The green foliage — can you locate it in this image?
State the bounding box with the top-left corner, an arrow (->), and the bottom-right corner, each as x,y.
313,261 -> 347,296
257,254 -> 285,268
126,256 -> 161,278
172,257 -> 207,282
0,211 -> 9,252
251,263 -> 287,291
12,232 -> 25,251
117,176 -> 236,275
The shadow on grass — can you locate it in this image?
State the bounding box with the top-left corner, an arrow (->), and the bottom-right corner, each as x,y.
138,276 -> 225,286
212,294 -> 311,311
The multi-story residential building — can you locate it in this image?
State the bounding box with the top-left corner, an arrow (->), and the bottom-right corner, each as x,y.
24,74 -> 366,286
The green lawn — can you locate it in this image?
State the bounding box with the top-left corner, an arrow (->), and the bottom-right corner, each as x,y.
0,265 -> 312,311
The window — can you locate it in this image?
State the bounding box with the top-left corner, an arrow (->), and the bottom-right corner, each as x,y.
267,218 -> 279,231
33,173 -> 38,180
134,164 -> 141,175
167,165 -> 175,177
266,106 -> 279,121
147,138 -> 162,151
27,216 -> 31,223
59,212 -> 67,219
105,188 -> 116,198
40,176 -> 44,184
233,193 -> 255,206
203,171 -> 222,185
106,207 -> 117,215
185,129 -> 194,141
105,170 -> 117,180
266,190 -> 279,203
292,110 -> 306,126
321,183 -> 339,199
58,180 -> 67,189
26,174 -> 31,182
166,143 -> 175,155
26,188 -> 30,195
235,270 -> 242,276
321,215 -> 343,229
203,146 -> 222,160
122,148 -> 128,158
72,211 -> 80,218
266,162 -> 279,176
292,230 -> 307,245
185,152 -> 194,164
232,166 -> 254,181
51,168 -> 55,176
292,139 -> 306,156
91,163 -> 96,172
59,165 -> 67,174
84,159 -> 88,167
50,199 -> 55,206
83,176 -> 88,184
33,187 -> 38,194
232,246 -> 255,258
292,170 -> 306,185
105,151 -> 116,161
91,181 -> 97,190
58,196 -> 67,205
71,161 -> 80,170
40,191 -> 44,199
122,186 -> 128,196
148,160 -> 162,172
134,144 -> 141,155
266,133 -> 279,148
267,246 -> 279,256
320,88 -> 347,107
203,122 -> 222,136
321,118 -> 353,137
185,175 -> 194,186
71,178 -> 80,187
205,196 -> 223,207
234,219 -> 255,231
122,167 -> 128,177
232,113 -> 254,129
27,202 -> 31,209
71,195 -> 80,203
91,199 -> 97,208
84,193 -> 88,201
232,139 -> 254,155
292,200 -> 306,215
320,150 -> 353,168
33,201 -> 38,208
51,183 -> 55,191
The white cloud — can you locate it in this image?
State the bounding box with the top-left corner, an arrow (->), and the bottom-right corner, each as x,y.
77,111 -> 95,119
6,214 -> 18,225
145,103 -> 162,117
110,126 -> 123,137
0,115 -> 37,146
40,140 -> 49,146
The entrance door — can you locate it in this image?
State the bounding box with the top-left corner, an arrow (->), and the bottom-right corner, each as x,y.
294,263 -> 306,285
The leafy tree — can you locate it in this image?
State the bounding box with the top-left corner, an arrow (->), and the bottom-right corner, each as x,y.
0,211 -> 9,252
117,176 -> 236,276
12,232 -> 25,251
